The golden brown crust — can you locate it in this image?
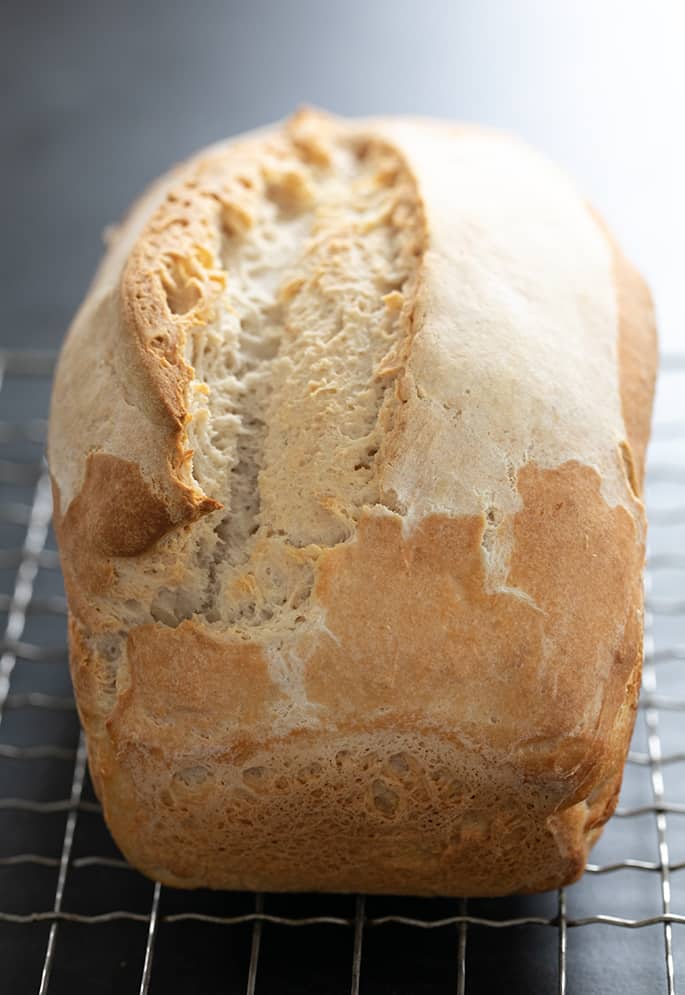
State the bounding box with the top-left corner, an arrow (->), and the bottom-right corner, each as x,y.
50,111 -> 657,896
68,463 -> 645,895
114,621 -> 283,742
52,454 -> 218,624
119,167 -> 224,424
307,462 -> 641,771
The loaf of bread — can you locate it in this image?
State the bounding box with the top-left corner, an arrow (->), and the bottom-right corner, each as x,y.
48,109 -> 657,895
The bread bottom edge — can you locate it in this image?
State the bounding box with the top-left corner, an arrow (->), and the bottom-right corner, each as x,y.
86,725 -> 625,897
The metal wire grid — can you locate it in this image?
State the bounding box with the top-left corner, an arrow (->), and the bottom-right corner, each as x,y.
0,350 -> 683,993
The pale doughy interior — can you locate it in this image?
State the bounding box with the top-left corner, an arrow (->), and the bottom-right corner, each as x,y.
179,128 -> 421,631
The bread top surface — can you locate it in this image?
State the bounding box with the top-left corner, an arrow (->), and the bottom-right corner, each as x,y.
50,110 -> 641,520
49,109 -> 656,772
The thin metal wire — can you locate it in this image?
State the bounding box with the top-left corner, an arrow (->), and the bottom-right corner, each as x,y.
0,460 -> 43,484
557,889 -> 567,995
653,421 -> 685,440
0,349 -> 58,376
0,501 -> 33,525
0,854 -> 128,869
586,860 -> 685,874
138,881 -> 162,995
3,692 -> 75,710
642,614 -> 676,995
0,744 -> 75,760
38,733 -> 88,995
158,912 -> 352,928
366,914 -> 685,930
0,638 -> 68,661
647,598 -> 685,616
0,854 -> 61,868
456,898 -> 467,995
649,508 -> 685,526
0,547 -> 60,569
645,465 -> 685,484
0,420 -> 47,445
614,803 -> 685,819
0,911 -> 152,925
4,909 -> 685,929
0,471 -> 53,720
648,554 -> 685,570
0,798 -> 100,813
72,856 -> 130,869
246,893 -> 264,995
640,697 -> 685,712
629,751 -> 685,767
652,646 -> 685,665
0,593 -> 67,614
660,353 -> 685,372
350,895 -> 365,995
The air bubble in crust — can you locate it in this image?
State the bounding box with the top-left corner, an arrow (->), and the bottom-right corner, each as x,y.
371,779 -> 399,817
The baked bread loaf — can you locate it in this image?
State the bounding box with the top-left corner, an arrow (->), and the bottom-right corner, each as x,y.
48,109 -> 657,896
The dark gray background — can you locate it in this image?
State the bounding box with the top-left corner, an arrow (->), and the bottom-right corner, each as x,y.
1,0 -> 683,355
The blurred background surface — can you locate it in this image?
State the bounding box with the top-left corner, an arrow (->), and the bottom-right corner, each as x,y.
1,0 -> 683,354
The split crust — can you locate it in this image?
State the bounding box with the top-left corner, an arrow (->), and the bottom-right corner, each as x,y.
48,110 -> 657,895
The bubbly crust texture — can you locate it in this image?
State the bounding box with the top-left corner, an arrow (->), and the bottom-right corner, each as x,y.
49,109 -> 657,896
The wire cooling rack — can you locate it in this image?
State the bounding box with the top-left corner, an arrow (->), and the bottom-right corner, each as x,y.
0,350 -> 684,995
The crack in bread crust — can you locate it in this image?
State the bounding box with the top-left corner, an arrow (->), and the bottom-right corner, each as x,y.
59,112 -> 427,638
48,109 -> 657,896
184,124 -> 426,630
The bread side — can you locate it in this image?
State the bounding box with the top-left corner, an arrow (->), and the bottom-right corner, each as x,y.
49,110 -> 657,895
